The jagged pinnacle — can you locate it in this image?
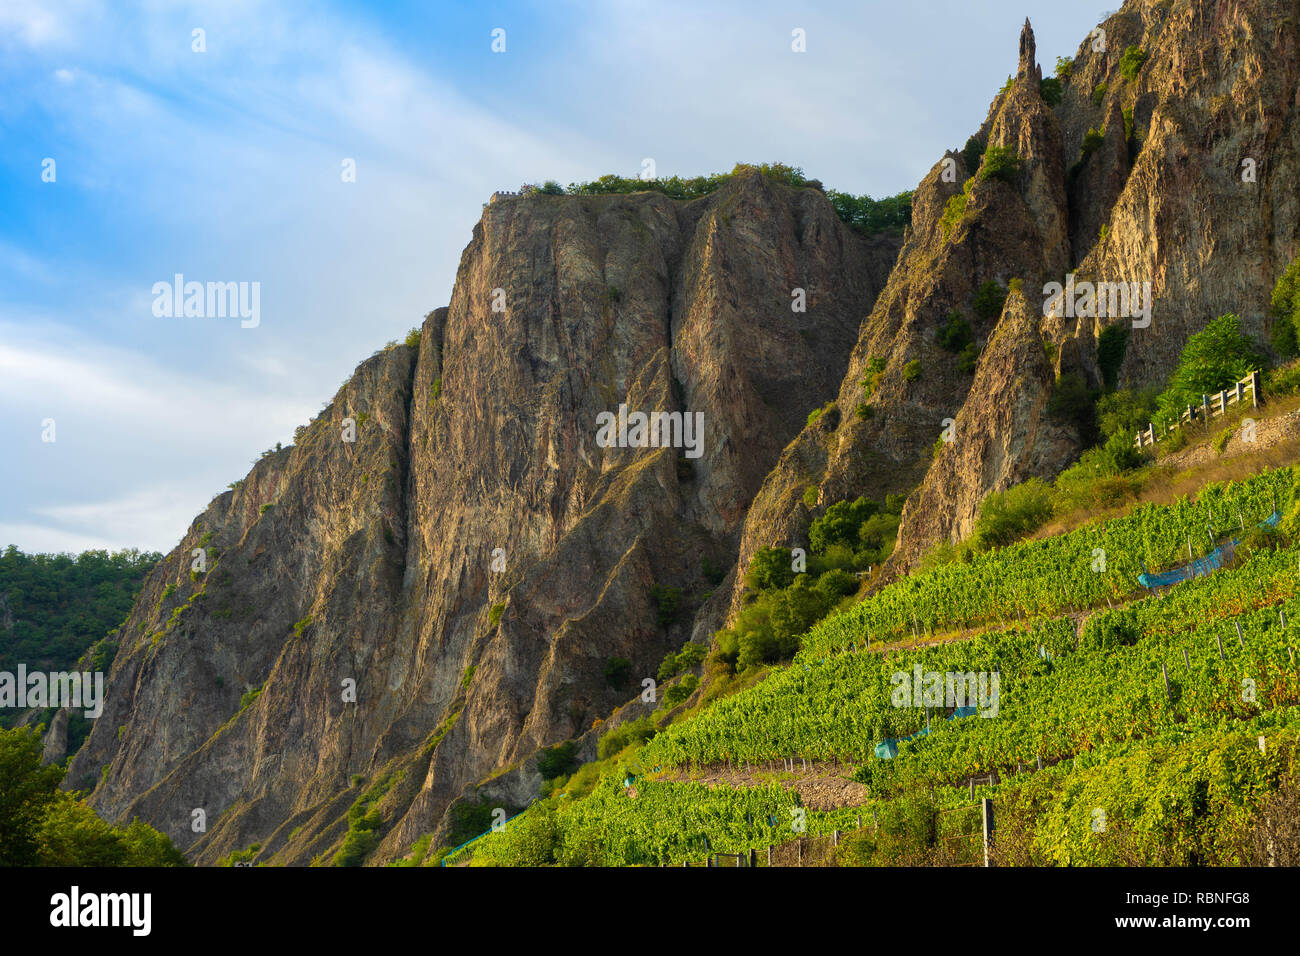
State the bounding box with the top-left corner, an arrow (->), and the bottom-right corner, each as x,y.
1018,17 -> 1041,83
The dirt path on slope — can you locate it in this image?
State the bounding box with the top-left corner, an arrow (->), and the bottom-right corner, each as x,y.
659,761 -> 870,811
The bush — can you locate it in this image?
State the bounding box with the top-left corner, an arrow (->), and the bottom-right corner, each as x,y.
973,478 -> 1054,549
1154,314 -> 1265,427
936,311 -> 973,352
536,181 -> 565,195
662,674 -> 699,709
855,402 -> 874,419
1092,82 -> 1108,107
1096,323 -> 1130,389
815,568 -> 859,599
537,741 -> 579,780
649,585 -> 681,628
1055,56 -> 1073,80
958,343 -> 980,374
902,359 -> 921,383
806,407 -> 824,427
1270,254 -> 1300,358
961,137 -> 985,175
978,146 -> 1022,185
597,717 -> 658,760
745,547 -> 796,591
939,179 -> 972,239
1047,372 -> 1098,443
603,657 -> 631,688
1039,76 -> 1063,107
404,328 -> 421,349
675,641 -> 706,670
973,281 -> 1007,321
802,486 -> 819,508
1096,388 -> 1158,443
1267,362 -> 1300,396
1119,46 -> 1148,81
809,497 -> 879,553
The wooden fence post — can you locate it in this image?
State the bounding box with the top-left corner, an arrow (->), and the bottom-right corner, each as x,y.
1162,662 -> 1170,698
1236,621 -> 1244,648
1251,370 -> 1262,407
767,845 -> 772,866
1217,633 -> 1224,660
981,798 -> 995,868
1183,648 -> 1190,669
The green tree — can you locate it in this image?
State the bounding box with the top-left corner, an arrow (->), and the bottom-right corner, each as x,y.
973,281 -> 1007,321
1096,323 -> 1130,389
0,726 -> 63,865
809,498 -> 879,553
1155,314 -> 1264,426
1039,76 -> 1063,107
1270,254 -> 1300,358
745,547 -> 796,591
936,311 -> 974,352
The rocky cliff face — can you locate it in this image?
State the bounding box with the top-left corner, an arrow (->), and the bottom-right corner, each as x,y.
64,172 -> 898,863
62,0 -> 1300,864
730,0 -> 1300,579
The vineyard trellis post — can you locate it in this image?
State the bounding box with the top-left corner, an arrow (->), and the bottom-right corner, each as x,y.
1236,621 -> 1244,648
1217,634 -> 1224,660
981,798 -> 995,868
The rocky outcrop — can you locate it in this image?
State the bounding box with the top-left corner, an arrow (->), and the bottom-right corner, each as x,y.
728,17 -> 1074,593
892,287 -> 1077,565
66,171 -> 898,864
62,0 -> 1300,866
732,1 -> 1300,579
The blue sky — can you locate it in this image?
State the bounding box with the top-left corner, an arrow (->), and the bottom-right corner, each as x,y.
0,0 -> 1114,554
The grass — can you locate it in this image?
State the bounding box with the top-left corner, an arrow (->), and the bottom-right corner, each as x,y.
1027,407 -> 1300,545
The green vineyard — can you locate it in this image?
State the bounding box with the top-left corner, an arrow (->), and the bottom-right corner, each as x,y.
454,468 -> 1300,867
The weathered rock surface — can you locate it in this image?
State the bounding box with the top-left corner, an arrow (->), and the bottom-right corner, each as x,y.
65,172 -> 897,864
61,0 -> 1300,865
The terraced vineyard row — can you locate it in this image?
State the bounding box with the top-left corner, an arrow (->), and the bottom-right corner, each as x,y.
465,778 -> 862,867
804,467 -> 1293,653
639,546 -> 1300,786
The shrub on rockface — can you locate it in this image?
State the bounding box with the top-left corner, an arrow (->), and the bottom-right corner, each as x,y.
978,146 -> 1022,184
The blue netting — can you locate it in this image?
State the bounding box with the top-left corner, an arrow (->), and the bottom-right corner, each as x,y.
1137,511 -> 1280,590
874,706 -> 978,760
